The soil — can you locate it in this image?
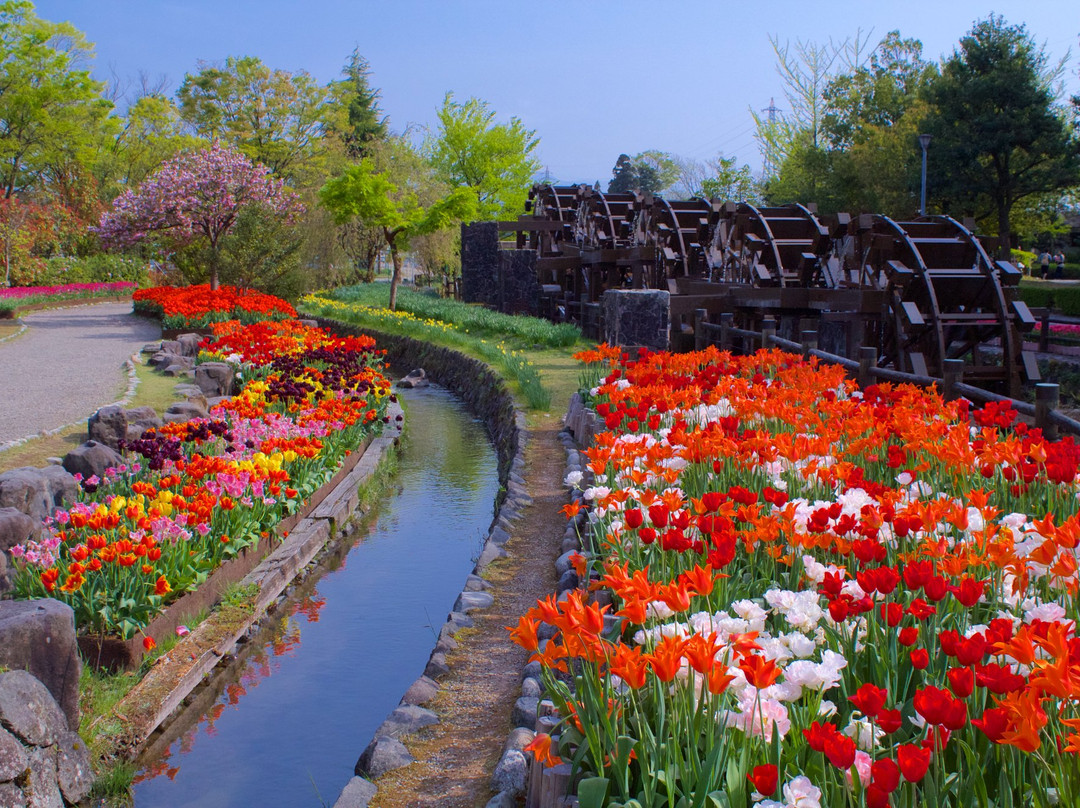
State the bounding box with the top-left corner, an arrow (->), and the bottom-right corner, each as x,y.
369,416 -> 566,808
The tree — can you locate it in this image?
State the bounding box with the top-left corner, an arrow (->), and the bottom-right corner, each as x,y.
0,1 -> 113,198
97,142 -> 303,289
106,95 -> 204,193
607,153 -> 636,193
424,93 -> 540,221
177,56 -> 328,179
923,16 -> 1080,255
319,142 -> 475,310
606,151 -> 680,195
670,154 -> 761,202
324,49 -> 387,160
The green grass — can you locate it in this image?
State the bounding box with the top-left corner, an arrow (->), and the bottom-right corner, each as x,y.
323,283 -> 581,348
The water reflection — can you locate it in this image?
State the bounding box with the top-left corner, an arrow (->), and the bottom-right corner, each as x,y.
132,386 -> 499,808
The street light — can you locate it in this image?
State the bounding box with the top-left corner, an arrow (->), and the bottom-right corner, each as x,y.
918,134 -> 932,216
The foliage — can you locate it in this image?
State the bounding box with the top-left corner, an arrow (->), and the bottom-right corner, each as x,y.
923,16 -> 1080,255
301,292 -> 553,410
323,49 -> 387,160
1017,281 -> 1080,317
97,142 -> 303,290
0,0 -> 113,199
424,93 -> 540,221
607,152 -> 680,196
177,56 -> 328,180
322,283 -> 580,347
318,141 -> 475,310
0,280 -> 134,311
103,94 -> 204,195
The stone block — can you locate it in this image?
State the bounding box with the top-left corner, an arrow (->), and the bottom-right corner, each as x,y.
334,777 -> 377,808
55,732 -> 92,805
498,249 -> 539,316
354,737 -> 414,778
194,362 -> 234,397
601,289 -> 670,351
461,222 -> 500,307
0,671 -> 68,746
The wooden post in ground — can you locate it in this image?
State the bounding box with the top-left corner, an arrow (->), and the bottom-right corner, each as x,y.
1036,383 -> 1060,441
858,346 -> 877,389
694,308 -> 707,351
801,330 -> 818,358
761,317 -> 777,349
720,312 -> 734,352
942,359 -> 964,401
1040,308 -> 1051,353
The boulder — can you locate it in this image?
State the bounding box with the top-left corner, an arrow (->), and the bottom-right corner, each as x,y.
55,732 -> 92,805
333,777 -> 376,808
0,725 -> 28,782
0,671 -> 68,747
141,342 -> 162,354
354,737 -> 414,778
163,400 -> 209,425
397,368 -> 428,389
0,602 -> 81,730
453,591 -> 494,613
511,696 -> 539,730
485,793 -> 516,808
159,339 -> 181,356
0,468 -> 75,522
87,405 -> 127,451
23,746 -> 62,808
123,406 -> 163,442
176,333 -> 204,357
61,441 -> 125,482
400,676 -> 439,706
490,749 -> 528,796
0,783 -> 25,808
194,362 -> 234,398
162,363 -> 192,377
149,351 -> 183,369
374,705 -> 438,740
0,508 -> 38,554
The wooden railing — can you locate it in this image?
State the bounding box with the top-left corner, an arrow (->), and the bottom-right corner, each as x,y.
693,309 -> 1080,440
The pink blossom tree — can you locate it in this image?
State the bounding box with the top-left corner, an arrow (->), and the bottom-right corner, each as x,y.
97,142 -> 303,290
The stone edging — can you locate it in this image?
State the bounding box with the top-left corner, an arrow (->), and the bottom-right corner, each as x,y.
0,320 -> 27,344
96,404 -> 405,760
309,319 -> 531,808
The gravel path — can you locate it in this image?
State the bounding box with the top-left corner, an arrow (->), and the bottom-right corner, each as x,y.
0,302 -> 160,446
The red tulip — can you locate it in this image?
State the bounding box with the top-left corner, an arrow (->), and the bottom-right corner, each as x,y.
747,764 -> 778,796
850,683 -> 888,718
897,744 -> 931,782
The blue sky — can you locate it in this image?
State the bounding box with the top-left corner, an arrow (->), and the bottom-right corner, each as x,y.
38,1 -> 1080,185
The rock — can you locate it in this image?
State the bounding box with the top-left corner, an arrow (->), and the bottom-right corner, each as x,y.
463,574 -> 490,592
162,363 -> 190,377
54,732 -> 92,805
554,550 -> 579,577
445,611 -> 473,633
521,677 -> 542,699
207,396 -> 231,411
602,288 -> 670,351
0,783 -> 25,807
0,507 -> 38,556
453,591 -> 494,613
22,747 -> 62,808
374,705 -> 439,739
434,634 -> 457,655
354,737 -> 414,778
488,525 -> 512,547
123,406 -> 162,442
194,362 -> 234,397
397,368 -> 427,389
0,725 -> 28,782
0,603 -> 81,730
333,776 -> 377,808
400,676 -> 439,706
163,400 -> 208,424
491,749 -> 528,796
87,405 -> 127,451
176,333 -> 204,357
475,542 -> 507,570
485,792 -> 516,808
62,441 -> 125,482
141,342 -> 162,354
159,339 -> 181,356
510,696 -> 539,730
424,652 -> 450,680
504,727 -> 535,753
556,569 -> 579,594
0,468 -> 75,522
0,671 -> 68,746
522,661 -> 542,681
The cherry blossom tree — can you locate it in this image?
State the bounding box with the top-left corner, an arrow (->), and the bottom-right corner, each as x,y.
97,142 -> 302,289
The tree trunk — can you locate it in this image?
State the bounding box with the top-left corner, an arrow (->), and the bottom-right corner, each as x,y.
209,247 -> 220,291
998,201 -> 1012,260
388,242 -> 402,311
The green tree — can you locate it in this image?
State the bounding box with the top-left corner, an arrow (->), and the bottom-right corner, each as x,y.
0,1 -> 113,198
324,48 -> 387,159
700,156 -> 762,203
177,55 -> 328,179
319,140 -> 475,310
607,151 -> 681,195
923,16 -> 1080,255
104,94 -> 204,194
424,93 -> 539,221
607,153 -> 636,193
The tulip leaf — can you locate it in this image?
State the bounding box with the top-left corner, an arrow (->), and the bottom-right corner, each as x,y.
577,777 -> 610,808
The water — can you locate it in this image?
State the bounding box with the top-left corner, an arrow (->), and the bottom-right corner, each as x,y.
131,385 -> 500,808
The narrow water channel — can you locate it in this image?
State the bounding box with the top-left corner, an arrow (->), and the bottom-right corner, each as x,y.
131,385 -> 500,808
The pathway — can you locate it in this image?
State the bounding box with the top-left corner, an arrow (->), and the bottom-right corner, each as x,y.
0,302 -> 159,447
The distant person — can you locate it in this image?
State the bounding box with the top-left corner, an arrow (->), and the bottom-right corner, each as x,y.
1054,250 -> 1066,279
1039,250 -> 1051,278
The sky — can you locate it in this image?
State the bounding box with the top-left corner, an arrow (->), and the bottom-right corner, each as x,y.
37,0 -> 1080,186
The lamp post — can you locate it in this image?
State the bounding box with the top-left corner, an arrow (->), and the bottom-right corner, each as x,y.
918,134 -> 932,216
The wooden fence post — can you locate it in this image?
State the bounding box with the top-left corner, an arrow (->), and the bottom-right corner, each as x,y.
942,358 -> 964,401
1040,308 -> 1051,353
801,330 -> 818,358
761,317 -> 776,349
694,308 -> 707,351
719,312 -> 734,352
858,346 -> 877,390
1036,383 -> 1060,441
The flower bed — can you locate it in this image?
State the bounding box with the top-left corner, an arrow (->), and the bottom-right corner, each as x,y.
10,318 -> 390,660
515,344 -> 1080,808
0,281 -> 136,315
133,284 -> 297,330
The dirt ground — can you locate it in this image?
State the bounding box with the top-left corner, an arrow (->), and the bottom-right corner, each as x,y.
369,416 -> 566,808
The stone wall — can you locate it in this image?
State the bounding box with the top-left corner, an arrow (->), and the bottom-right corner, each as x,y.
461,222 -> 500,308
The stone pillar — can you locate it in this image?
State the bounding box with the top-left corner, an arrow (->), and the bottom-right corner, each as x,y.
499,250 -> 539,316
461,222 -> 499,307
601,289 -> 670,351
